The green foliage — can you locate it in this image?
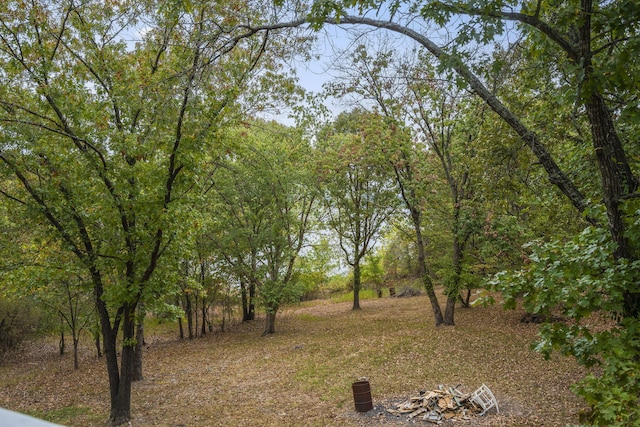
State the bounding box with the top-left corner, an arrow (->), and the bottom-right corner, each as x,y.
0,0 -> 298,419
295,238 -> 340,300
488,204 -> 640,425
205,119 -> 317,328
571,318 -> 640,426
361,253 -> 385,288
316,108 -> 400,307
307,0 -> 640,420
380,227 -> 420,280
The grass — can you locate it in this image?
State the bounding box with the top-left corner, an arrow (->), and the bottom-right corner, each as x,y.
0,293 -> 588,426
331,288 -> 396,303
329,288 -> 386,303
28,406 -> 93,424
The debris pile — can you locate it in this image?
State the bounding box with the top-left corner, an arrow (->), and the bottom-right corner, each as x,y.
386,384 -> 498,424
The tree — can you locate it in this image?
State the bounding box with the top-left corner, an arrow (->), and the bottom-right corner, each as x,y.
260,3 -> 632,233
205,120 -> 316,335
327,42 -> 487,324
303,0 -> 639,422
304,0 -> 639,310
295,238 -> 340,300
317,109 -> 399,310
0,186 -> 94,365
324,44 -> 445,324
361,252 -> 385,296
256,2 -> 638,419
0,1 -> 276,423
380,225 -> 420,280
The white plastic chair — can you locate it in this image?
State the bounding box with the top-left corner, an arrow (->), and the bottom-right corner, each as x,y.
469,383 -> 499,415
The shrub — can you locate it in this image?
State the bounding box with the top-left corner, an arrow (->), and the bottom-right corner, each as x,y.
488,220 -> 640,426
0,298 -> 41,355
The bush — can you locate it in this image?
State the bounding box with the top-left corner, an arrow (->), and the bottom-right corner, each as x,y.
0,298 -> 41,355
488,221 -> 640,426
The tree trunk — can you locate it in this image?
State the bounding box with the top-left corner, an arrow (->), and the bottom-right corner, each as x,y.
109,307 -> 136,426
248,280 -> 256,321
578,0 -> 640,318
96,291 -> 134,426
94,328 -> 102,358
73,336 -> 80,370
194,293 -> 199,337
444,239 -> 460,325
444,212 -> 464,326
199,260 -> 208,336
201,301 -> 207,336
240,279 -> 248,320
586,96 -> 640,318
185,293 -> 194,339
59,325 -> 65,356
241,281 -> 257,321
263,310 -> 277,335
132,316 -> 144,381
413,210 -> 445,326
247,252 -> 258,321
459,288 -> 472,308
352,260 -> 361,310
444,296 -> 456,325
177,297 -> 184,339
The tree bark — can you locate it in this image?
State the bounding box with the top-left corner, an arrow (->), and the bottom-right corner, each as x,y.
263,311 -> 277,335
59,320 -> 65,356
201,301 -> 207,336
109,307 -> 136,425
352,260 -> 362,310
240,279 -> 256,321
413,211 -> 445,326
73,335 -> 80,370
444,296 -> 456,325
248,254 -> 257,321
194,293 -> 199,337
240,279 -> 250,321
393,155 -> 445,326
248,285 -> 256,321
132,316 -> 144,381
443,233 -> 462,325
459,288 -> 472,308
96,294 -> 134,426
577,0 -> 640,317
185,293 -> 194,339
94,328 -> 102,358
444,204 -> 465,326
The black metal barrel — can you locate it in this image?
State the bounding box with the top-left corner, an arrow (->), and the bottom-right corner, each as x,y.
352,380 -> 373,412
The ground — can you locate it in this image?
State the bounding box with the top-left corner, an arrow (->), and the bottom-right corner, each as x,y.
0,294 -> 588,426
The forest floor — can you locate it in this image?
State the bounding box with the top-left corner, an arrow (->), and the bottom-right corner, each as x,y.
0,292 -> 589,426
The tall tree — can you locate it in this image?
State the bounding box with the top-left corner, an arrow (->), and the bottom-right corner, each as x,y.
329,43 -> 483,324
0,1 -> 275,423
317,109 -> 399,310
254,3 -> 638,419
206,120 -> 316,335
325,44 -> 444,324
294,0 -> 639,421
303,0 -> 639,308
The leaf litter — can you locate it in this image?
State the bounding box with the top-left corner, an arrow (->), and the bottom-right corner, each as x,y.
0,293 -> 588,426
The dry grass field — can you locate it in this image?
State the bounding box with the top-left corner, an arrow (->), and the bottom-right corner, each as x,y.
0,293 -> 588,426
